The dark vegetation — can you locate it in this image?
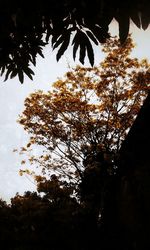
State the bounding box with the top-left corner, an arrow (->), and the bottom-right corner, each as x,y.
0,0 -> 150,82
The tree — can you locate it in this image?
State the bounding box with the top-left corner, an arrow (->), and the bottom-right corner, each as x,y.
15,36 -> 150,250
8,180 -> 83,250
17,36 -> 149,195
0,0 -> 150,82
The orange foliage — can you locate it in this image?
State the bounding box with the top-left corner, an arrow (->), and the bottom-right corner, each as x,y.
17,35 -> 150,184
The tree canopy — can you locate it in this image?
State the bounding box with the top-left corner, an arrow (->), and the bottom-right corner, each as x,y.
1,0 -> 150,82
17,36 -> 149,190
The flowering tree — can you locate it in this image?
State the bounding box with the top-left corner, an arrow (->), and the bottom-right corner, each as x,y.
17,36 -> 149,187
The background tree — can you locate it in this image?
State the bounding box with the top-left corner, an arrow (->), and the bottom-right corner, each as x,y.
0,0 -> 150,82
4,178 -> 96,250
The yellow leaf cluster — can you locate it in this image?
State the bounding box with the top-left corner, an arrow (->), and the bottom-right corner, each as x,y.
17,35 -> 149,185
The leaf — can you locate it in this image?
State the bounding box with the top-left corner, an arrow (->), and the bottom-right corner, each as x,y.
51,20 -> 65,47
18,70 -> 24,83
56,32 -> 70,61
0,65 -> 6,76
141,11 -> 150,30
86,38 -> 94,66
52,34 -> 58,47
51,28 -> 63,47
19,170 -> 23,176
23,67 -> 34,80
4,67 -> 12,81
90,25 -> 109,43
30,55 -> 36,66
72,30 -> 94,65
116,13 -> 130,44
27,142 -> 31,148
45,26 -> 52,43
73,41 -> 80,61
130,12 -> 141,29
53,35 -> 64,50
10,69 -> 18,79
78,31 -> 94,65
79,43 -> 86,65
37,47 -> 44,58
72,32 -> 80,61
86,30 -> 99,45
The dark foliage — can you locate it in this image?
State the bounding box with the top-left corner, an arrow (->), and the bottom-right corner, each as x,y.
0,176 -> 118,250
0,168 -> 138,250
0,0 -> 150,82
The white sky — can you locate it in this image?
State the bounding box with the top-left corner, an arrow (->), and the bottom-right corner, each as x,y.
0,20 -> 150,203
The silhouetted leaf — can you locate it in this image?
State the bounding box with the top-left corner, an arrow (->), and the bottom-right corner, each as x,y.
130,12 -> 141,29
0,65 -> 6,76
56,32 -> 70,61
72,32 -> 80,61
86,30 -> 98,45
30,55 -> 36,66
51,22 -> 65,47
37,47 -> 44,58
89,25 -> 109,43
0,1 -> 149,83
18,70 -> 24,83
10,69 -> 18,79
86,39 -> 94,66
72,30 -> 94,66
78,31 -> 90,64
51,34 -> 59,47
116,14 -> 130,44
141,11 -> 150,30
23,67 -> 34,80
45,23 -> 52,43
79,43 -> 86,64
4,67 -> 12,81
53,35 -> 64,50
73,42 -> 80,61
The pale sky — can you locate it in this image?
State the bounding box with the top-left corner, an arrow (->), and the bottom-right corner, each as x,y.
0,20 -> 150,203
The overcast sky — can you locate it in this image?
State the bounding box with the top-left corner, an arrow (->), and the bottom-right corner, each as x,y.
0,20 -> 150,203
